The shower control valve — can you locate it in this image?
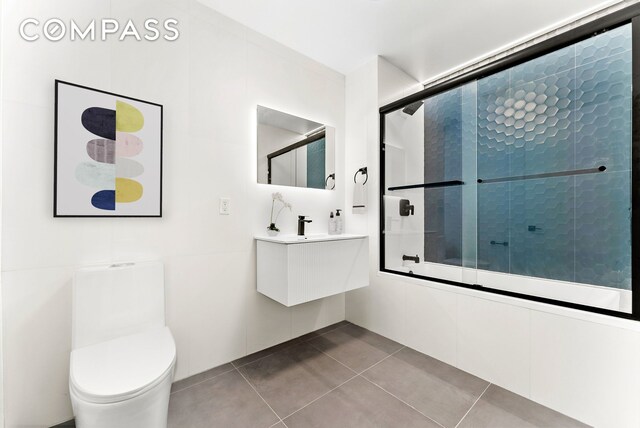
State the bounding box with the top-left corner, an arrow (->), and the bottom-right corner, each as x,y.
399,199 -> 414,216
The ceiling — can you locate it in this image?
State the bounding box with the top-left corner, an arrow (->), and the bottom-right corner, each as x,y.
198,0 -> 622,83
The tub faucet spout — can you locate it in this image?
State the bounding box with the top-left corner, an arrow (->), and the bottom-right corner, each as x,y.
402,254 -> 420,263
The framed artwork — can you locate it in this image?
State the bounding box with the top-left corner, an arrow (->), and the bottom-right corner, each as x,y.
54,80 -> 163,217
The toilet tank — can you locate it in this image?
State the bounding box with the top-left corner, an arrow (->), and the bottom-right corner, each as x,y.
72,261 -> 165,350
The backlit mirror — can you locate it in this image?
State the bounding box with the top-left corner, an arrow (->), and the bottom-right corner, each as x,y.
257,106 -> 335,189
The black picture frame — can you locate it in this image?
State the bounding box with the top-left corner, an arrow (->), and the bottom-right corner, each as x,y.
54,80 -> 163,217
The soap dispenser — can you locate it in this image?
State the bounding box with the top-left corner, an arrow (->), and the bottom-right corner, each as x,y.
328,212 -> 337,235
335,209 -> 343,234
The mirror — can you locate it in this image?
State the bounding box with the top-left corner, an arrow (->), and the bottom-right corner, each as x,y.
257,106 -> 335,189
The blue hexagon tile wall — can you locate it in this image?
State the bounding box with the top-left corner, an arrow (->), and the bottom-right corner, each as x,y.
419,23 -> 632,289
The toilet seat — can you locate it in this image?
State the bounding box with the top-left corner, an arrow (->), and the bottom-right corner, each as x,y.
70,326 -> 176,404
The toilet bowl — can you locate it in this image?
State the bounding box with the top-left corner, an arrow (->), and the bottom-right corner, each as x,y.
69,262 -> 176,428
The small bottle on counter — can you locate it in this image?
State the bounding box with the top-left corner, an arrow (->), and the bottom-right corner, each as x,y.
328,211 -> 337,235
335,209 -> 343,234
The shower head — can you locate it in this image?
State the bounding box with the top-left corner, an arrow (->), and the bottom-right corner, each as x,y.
402,101 -> 424,116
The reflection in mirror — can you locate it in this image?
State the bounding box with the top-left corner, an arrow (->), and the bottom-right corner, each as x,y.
257,106 -> 335,189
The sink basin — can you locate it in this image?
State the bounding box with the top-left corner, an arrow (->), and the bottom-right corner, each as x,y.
255,233 -> 367,244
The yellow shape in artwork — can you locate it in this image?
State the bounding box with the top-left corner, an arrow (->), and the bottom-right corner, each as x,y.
116,100 -> 144,132
115,178 -> 143,203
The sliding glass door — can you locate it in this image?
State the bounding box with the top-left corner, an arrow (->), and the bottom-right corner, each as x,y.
380,14 -> 637,319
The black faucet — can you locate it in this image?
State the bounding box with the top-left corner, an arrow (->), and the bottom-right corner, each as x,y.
402,254 -> 420,263
297,215 -> 312,236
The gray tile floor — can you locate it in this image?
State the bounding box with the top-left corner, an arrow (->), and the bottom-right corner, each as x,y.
56,321 -> 590,428
167,321 -> 589,428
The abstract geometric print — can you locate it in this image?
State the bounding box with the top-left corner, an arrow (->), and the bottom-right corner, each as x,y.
55,81 -> 162,217
79,101 -> 145,210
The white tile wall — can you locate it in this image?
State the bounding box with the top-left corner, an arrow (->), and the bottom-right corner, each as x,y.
456,295 -> 531,397
1,1 -> 346,426
291,293 -> 345,338
404,282 -> 457,366
2,267 -> 75,427
530,311 -> 640,427
344,60 -> 377,237
0,0 -> 4,423
165,252 -> 251,379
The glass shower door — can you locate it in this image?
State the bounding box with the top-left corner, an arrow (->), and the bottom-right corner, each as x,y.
475,23 -> 632,312
383,82 -> 477,286
381,21 -> 634,316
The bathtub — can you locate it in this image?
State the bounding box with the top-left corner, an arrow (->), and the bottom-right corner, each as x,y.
391,261 -> 631,313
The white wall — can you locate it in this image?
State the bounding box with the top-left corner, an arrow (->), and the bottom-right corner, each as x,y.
345,57 -> 640,428
1,0 -> 345,426
0,0 -> 4,426
383,101 -> 424,268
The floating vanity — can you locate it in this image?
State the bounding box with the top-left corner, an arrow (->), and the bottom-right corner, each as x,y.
255,234 -> 369,306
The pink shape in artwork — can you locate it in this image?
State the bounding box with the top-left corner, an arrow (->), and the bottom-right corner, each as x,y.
116,131 -> 143,157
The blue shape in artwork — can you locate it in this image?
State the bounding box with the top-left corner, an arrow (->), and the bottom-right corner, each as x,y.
81,107 -> 116,140
91,190 -> 116,211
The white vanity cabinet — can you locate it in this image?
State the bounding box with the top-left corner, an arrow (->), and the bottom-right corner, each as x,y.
255,234 -> 369,306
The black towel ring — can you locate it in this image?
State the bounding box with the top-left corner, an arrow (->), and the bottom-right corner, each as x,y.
325,173 -> 336,190
354,167 -> 368,184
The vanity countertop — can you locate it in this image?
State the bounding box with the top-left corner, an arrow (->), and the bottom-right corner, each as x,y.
255,233 -> 368,244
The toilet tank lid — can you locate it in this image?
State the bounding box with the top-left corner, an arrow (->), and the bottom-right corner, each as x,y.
70,326 -> 175,402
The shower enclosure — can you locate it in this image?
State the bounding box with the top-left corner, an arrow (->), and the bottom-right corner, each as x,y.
380,10 -> 640,319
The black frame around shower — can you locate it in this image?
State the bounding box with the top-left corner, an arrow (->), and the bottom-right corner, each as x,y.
267,130 -> 325,184
379,3 -> 640,321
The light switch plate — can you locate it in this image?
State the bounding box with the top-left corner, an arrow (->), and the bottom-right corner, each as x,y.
219,197 -> 231,215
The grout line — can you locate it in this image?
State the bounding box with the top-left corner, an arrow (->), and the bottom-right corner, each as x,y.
235,367 -> 286,426
234,322 -> 352,369
280,342 -> 405,421
308,337 -> 405,378
356,346 -> 405,375
359,375 -> 446,428
280,373 -> 360,421
170,366 -> 237,395
454,382 -> 492,428
306,342 -> 359,375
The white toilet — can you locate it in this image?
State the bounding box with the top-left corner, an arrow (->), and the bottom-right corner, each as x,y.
69,261 -> 176,428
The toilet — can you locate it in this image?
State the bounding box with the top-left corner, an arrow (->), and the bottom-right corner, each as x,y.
69,261 -> 176,428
